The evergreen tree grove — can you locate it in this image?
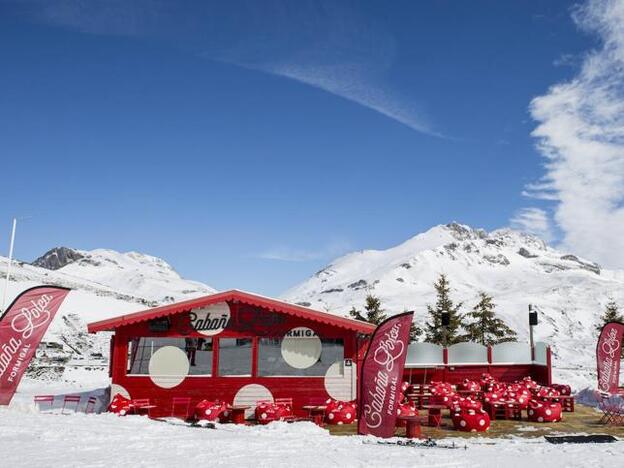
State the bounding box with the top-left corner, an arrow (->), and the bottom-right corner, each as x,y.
462,292 -> 517,345
424,274 -> 464,345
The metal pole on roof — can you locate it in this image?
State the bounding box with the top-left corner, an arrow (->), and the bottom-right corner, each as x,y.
1,218 -> 17,311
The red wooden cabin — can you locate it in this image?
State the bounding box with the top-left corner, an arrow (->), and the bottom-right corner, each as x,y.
88,290 -> 375,418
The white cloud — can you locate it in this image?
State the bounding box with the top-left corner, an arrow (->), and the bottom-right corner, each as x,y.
254,240 -> 352,262
527,0 -> 624,268
19,0 -> 440,136
510,208 -> 554,243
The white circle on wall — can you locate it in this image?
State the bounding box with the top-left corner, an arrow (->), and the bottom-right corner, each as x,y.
281,327 -> 322,369
324,360 -> 353,401
148,346 -> 190,389
110,383 -> 131,400
189,302 -> 231,336
234,384 -> 273,418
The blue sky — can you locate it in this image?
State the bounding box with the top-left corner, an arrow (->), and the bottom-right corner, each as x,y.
0,0 -> 613,295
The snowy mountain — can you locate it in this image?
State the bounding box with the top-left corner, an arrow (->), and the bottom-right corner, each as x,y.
282,223 -> 624,390
0,247 -> 216,383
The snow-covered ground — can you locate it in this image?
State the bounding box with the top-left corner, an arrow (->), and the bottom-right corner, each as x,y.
1,395 -> 622,468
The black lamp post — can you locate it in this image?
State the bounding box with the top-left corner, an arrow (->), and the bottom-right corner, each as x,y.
529,304 -> 538,357
441,311 -> 450,347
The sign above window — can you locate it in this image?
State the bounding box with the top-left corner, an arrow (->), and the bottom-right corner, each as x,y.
189,302 -> 231,336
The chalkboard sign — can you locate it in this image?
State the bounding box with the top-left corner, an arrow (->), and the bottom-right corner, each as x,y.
148,318 -> 170,332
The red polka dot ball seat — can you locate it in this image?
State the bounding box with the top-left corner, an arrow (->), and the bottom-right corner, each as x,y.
429,382 -> 456,408
479,373 -> 496,390
521,376 -> 539,391
452,409 -> 491,432
395,402 -> 418,427
505,385 -> 531,409
255,400 -> 293,424
483,391 -> 506,405
195,400 -> 231,422
534,386 -> 560,401
325,400 -> 357,425
458,379 -> 481,392
551,384 -> 571,396
108,394 -> 134,416
527,401 -> 562,423
452,397 -> 482,413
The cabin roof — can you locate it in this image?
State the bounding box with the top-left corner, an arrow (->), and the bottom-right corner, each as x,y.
87,289 -> 377,334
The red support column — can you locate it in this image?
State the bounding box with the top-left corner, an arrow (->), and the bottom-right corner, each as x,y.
108,335 -> 115,378
213,337 -> 220,377
546,346 -> 552,386
252,336 -> 259,378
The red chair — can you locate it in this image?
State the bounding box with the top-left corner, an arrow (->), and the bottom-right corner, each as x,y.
274,398 -> 295,422
171,397 -> 192,419
34,395 -> 54,410
132,399 -> 155,418
85,396 -> 98,414
62,395 -> 81,414
303,398 -> 328,426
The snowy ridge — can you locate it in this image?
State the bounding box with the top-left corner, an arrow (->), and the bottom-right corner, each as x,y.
282,223 -> 624,390
0,247 -> 216,383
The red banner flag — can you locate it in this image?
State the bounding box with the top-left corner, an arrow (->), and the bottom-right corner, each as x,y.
596,321 -> 624,394
358,311 -> 413,437
0,286 -> 70,405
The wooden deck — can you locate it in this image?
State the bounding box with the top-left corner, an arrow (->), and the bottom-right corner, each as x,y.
326,404 -> 624,439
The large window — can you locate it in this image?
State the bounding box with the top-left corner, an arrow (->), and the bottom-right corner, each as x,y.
127,337 -> 213,376
218,338 -> 252,376
258,338 -> 343,376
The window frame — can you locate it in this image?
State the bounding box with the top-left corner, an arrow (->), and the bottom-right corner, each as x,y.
216,336 -> 254,377
125,336 -> 214,377
256,336 -> 345,378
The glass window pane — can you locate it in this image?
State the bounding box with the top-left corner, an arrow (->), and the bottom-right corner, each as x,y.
258,338 -> 343,376
127,337 -> 212,376
218,338 -> 252,376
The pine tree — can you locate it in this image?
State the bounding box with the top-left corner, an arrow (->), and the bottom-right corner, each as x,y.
424,274 -> 464,345
596,299 -> 624,332
349,294 -> 388,325
462,292 -> 517,345
350,296 -> 420,343
408,323 -> 422,343
596,299 -> 624,357
404,309 -> 423,343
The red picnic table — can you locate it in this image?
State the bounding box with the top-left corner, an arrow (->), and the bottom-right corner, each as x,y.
302,405 -> 327,427
229,405 -> 251,424
397,415 -> 424,439
422,404 -> 446,428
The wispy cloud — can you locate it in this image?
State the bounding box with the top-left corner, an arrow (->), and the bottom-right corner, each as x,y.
17,0 -> 440,136
525,0 -> 624,267
254,239 -> 352,262
510,207 -> 554,243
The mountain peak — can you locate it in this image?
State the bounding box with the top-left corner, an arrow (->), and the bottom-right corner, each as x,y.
32,247 -> 85,270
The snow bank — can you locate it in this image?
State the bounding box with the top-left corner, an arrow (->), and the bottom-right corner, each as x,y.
0,405 -> 622,467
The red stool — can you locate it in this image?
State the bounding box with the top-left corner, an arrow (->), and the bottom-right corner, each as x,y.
399,415 -> 422,439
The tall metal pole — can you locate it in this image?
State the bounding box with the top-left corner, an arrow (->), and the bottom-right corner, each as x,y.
528,304 -> 535,360
2,218 -> 17,310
